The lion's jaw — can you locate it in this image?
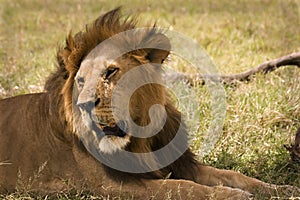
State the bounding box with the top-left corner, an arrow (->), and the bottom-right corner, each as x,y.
98,135 -> 131,154
73,98 -> 131,155
74,94 -> 132,155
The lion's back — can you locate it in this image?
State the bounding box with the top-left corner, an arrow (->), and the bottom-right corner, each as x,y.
0,93 -> 44,138
0,93 -> 49,192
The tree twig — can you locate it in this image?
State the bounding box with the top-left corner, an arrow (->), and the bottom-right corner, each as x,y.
165,52 -> 300,85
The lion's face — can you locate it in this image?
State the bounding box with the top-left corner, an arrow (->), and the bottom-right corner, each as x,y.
72,34 -> 170,154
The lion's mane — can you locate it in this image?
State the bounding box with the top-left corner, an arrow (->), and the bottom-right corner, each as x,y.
44,7 -> 198,181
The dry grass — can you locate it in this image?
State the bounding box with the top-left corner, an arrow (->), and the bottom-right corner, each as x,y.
0,0 -> 299,199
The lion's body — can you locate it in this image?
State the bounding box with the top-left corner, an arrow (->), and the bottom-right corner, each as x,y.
0,92 -> 202,197
0,93 -> 81,193
0,8 -> 298,199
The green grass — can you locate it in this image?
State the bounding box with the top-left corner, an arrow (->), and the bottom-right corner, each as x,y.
1,0 -> 300,199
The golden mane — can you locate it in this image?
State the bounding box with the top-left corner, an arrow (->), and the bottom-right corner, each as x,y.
45,8 -> 170,132
44,8 -> 188,179
45,8 -> 142,130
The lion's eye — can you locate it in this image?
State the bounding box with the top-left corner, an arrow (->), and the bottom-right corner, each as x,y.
104,67 -> 119,80
77,77 -> 85,87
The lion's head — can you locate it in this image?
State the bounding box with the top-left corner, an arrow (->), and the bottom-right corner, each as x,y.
48,8 -> 172,155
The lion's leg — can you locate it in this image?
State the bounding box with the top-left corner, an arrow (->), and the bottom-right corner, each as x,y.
72,146 -> 251,199
196,164 -> 299,196
197,165 -> 265,190
105,179 -> 252,200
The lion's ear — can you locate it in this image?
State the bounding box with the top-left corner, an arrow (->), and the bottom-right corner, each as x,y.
142,33 -> 171,64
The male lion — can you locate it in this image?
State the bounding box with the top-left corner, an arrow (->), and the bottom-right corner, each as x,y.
0,8 -> 298,199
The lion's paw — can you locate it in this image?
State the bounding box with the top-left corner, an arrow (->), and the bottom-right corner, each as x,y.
210,186 -> 253,200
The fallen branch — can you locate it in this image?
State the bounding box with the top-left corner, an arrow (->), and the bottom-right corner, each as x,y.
285,127 -> 300,163
165,52 -> 300,85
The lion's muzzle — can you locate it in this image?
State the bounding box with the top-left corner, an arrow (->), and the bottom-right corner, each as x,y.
77,100 -> 128,138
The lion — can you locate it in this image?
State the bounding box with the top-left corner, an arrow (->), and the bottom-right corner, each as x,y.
0,8 -> 298,199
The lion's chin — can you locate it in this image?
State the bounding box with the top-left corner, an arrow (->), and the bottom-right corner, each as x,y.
98,135 -> 131,154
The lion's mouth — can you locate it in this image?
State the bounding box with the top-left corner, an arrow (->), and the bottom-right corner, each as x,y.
102,124 -> 127,137
93,120 -> 128,138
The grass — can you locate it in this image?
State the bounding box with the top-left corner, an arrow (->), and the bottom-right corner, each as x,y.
1,0 -> 300,199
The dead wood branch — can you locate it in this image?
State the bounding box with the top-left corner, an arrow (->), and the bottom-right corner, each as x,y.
165,52 -> 300,85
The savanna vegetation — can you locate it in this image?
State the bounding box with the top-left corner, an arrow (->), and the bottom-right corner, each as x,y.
0,0 -> 299,199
